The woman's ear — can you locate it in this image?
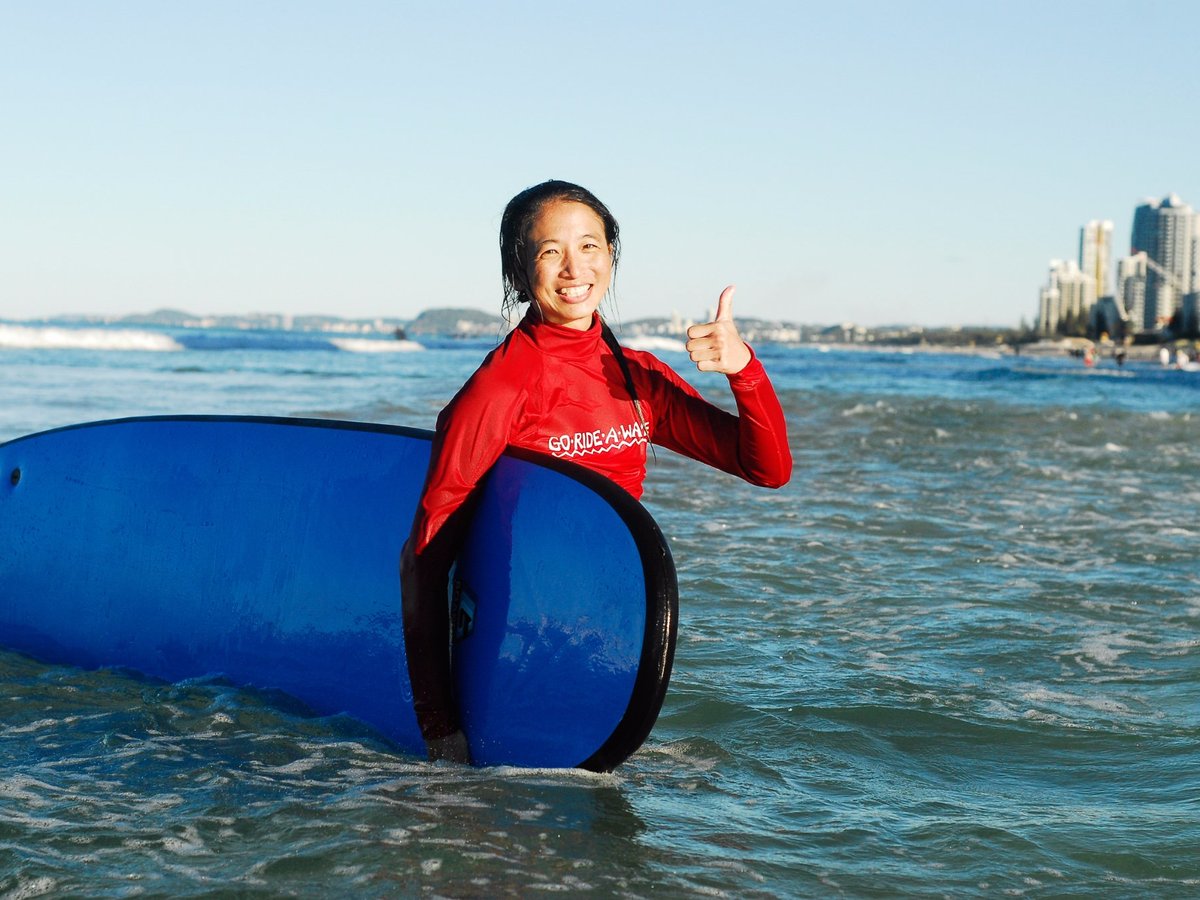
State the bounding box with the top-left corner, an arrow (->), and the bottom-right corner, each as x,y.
515,270 -> 534,304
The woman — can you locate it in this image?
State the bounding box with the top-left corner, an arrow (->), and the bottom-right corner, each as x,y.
401,180 -> 792,763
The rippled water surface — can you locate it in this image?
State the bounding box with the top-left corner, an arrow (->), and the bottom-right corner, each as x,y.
2,329 -> 1199,897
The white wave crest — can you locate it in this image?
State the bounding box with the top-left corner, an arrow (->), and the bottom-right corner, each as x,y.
330,337 -> 424,353
0,324 -> 182,351
623,335 -> 687,353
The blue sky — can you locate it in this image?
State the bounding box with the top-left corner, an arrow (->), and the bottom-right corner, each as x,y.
2,1 -> 1197,327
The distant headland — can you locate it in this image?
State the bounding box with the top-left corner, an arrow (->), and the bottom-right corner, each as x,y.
35,307 -> 1039,350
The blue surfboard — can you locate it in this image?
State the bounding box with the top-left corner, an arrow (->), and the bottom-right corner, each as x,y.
0,416 -> 677,770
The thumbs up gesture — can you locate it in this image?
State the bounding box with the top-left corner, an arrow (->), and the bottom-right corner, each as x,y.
686,285 -> 752,375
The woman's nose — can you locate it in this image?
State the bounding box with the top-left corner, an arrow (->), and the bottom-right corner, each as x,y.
559,249 -> 576,277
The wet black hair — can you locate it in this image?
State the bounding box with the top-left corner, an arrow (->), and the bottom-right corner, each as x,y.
499,180 -> 644,431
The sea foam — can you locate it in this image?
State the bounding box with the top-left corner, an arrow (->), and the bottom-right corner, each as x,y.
0,324 -> 182,351
330,337 -> 424,353
622,335 -> 687,353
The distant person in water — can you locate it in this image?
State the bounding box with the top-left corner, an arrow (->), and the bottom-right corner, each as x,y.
400,180 -> 793,764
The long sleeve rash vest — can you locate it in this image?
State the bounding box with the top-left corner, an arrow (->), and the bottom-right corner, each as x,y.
401,312 -> 792,741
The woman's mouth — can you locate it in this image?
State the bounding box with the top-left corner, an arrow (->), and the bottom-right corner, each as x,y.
556,285 -> 591,302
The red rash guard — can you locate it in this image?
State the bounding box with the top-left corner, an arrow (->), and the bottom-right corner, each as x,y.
401,312 -> 791,741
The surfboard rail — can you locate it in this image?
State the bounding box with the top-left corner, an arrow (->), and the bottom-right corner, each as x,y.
503,445 -> 679,772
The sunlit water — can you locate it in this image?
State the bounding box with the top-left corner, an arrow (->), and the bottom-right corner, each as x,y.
2,325 -> 1198,897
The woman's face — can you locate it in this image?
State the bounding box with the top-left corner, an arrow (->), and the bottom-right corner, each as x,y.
525,200 -> 613,330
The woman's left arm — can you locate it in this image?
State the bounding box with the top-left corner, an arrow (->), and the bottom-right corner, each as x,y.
648,286 -> 792,487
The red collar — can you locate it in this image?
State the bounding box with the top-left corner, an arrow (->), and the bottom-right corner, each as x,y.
517,311 -> 603,360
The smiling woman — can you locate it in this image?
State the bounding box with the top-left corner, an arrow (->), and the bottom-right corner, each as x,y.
399,179 -> 793,765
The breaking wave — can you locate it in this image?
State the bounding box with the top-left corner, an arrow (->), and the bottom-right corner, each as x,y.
0,324 -> 424,354
0,324 -> 183,352
329,338 -> 423,353
623,335 -> 686,353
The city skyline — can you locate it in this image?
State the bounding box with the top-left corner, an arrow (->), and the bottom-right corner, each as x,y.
1038,192 -> 1199,339
2,3 -> 1199,328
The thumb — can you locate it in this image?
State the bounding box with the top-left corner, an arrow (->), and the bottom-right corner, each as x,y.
714,285 -> 736,322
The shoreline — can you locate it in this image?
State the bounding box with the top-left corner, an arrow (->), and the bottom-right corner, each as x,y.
800,338 -> 1199,364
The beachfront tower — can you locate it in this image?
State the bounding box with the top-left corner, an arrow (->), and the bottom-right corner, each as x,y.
1131,199 -> 1158,256
1117,252 -> 1149,331
1080,220 -> 1113,298
1129,194 -> 1198,331
1038,284 -> 1060,336
1038,259 -> 1095,336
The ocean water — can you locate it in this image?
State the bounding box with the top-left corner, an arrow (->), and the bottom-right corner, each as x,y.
2,323 -> 1199,898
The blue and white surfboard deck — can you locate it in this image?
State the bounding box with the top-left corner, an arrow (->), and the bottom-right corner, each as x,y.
0,416 -> 677,770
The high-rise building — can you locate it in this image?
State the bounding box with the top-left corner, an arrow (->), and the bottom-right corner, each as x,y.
1038,284 -> 1060,336
1079,220 -> 1113,297
1131,200 -> 1158,256
1038,259 -> 1095,335
1183,291 -> 1200,338
1128,194 -> 1198,330
1117,252 -> 1148,331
